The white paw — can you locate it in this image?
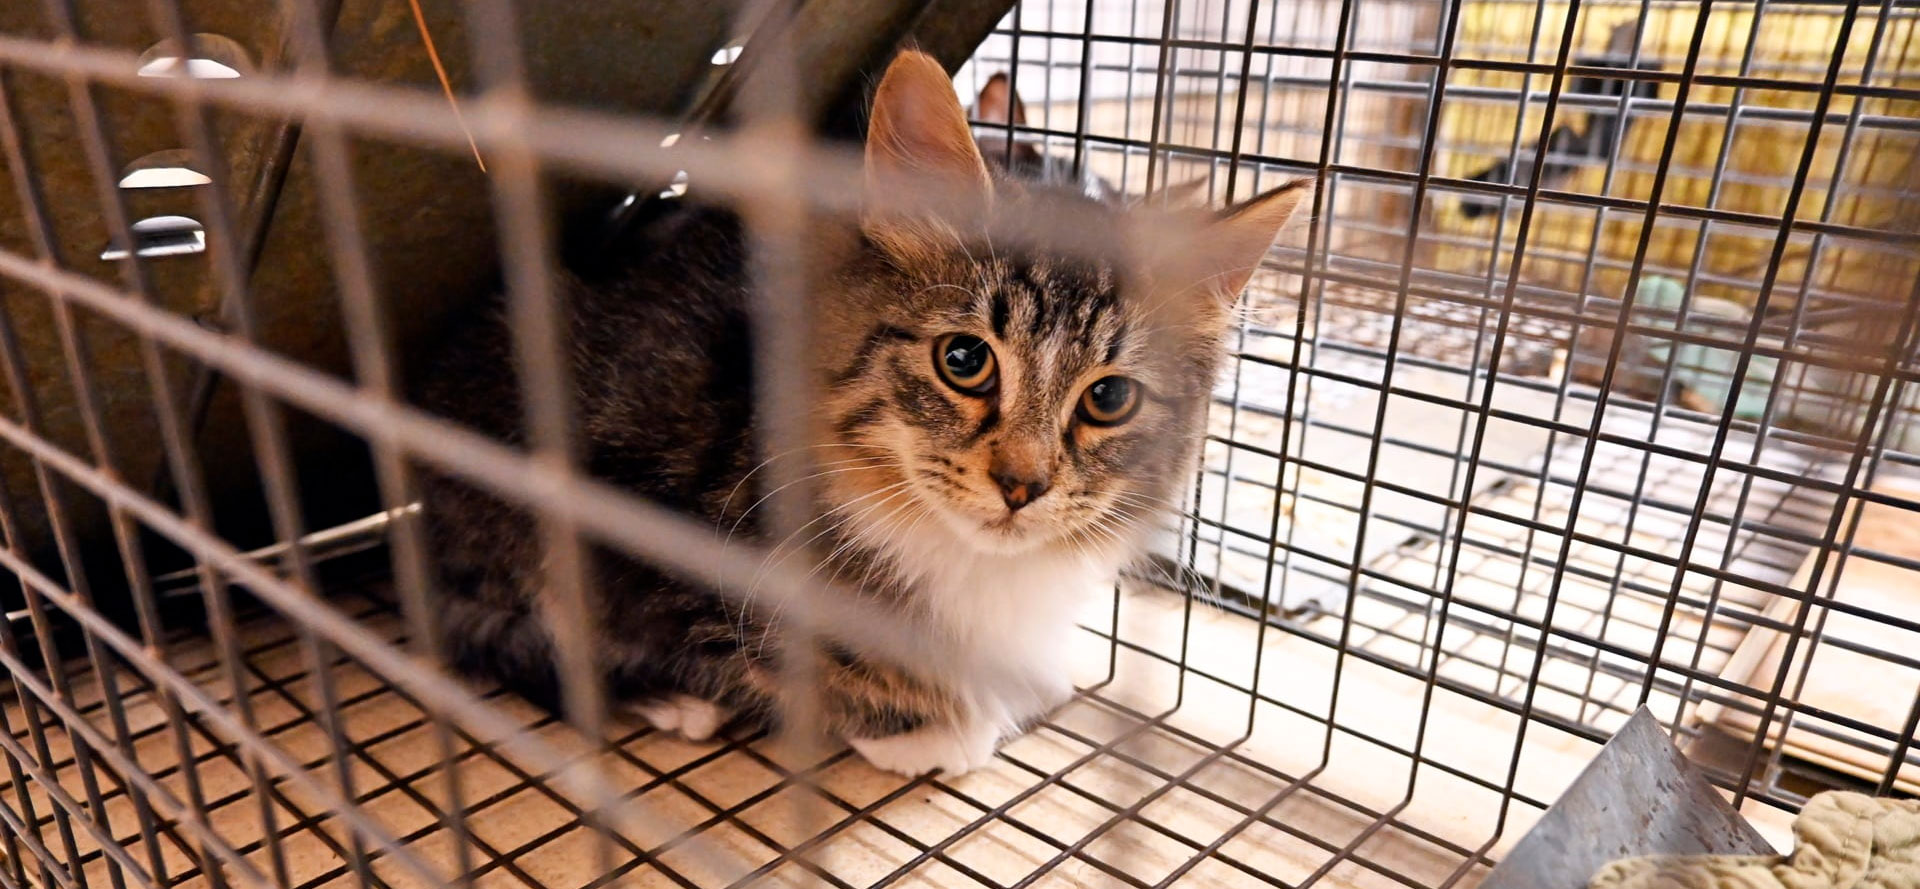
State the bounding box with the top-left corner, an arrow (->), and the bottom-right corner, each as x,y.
632,695 -> 728,742
1033,673 -> 1075,713
848,720 -> 1000,777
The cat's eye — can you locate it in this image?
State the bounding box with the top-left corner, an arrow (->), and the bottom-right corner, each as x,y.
1078,376 -> 1140,426
935,334 -> 997,394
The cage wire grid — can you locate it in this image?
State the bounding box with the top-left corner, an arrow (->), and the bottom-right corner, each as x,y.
0,0 -> 1908,887
961,0 -> 1920,798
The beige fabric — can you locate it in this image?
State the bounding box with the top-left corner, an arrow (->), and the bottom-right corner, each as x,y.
1588,793 -> 1920,889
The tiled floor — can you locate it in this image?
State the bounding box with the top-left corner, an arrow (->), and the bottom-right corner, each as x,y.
0,578 -> 1626,889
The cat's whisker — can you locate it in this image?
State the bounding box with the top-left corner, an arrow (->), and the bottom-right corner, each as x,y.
853,489 -> 931,558
722,457 -> 902,547
723,462 -> 901,608
803,487 -> 922,584
1056,520 -> 1105,574
855,498 -> 937,590
755,484 -> 924,654
1108,488 -> 1175,510
1104,501 -> 1163,531
743,498 -> 912,657
753,485 -> 929,658
731,478 -> 917,644
724,457 -> 898,536
1075,512 -> 1199,601
1099,504 -> 1228,611
716,444 -> 893,532
827,496 -> 930,596
880,506 -> 936,588
875,506 -> 940,599
1126,556 -> 1191,598
749,479 -> 919,593
1105,491 -> 1175,518
1071,515 -> 1131,563
756,480 -> 914,572
785,499 -> 918,655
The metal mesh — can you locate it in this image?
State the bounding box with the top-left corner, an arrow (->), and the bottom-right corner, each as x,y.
0,0 -> 1914,887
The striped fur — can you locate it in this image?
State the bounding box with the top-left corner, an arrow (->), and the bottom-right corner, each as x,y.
415,50 -> 1306,776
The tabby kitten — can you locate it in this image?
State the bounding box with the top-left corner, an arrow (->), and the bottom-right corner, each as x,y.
418,49 -> 1307,776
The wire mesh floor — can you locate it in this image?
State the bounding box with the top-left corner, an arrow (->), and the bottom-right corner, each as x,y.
0,576 -> 1666,889
1295,415 -> 1835,736
1188,286 -> 1900,807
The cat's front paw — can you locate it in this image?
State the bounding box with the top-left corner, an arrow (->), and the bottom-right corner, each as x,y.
631,695 -> 729,742
847,720 -> 1000,777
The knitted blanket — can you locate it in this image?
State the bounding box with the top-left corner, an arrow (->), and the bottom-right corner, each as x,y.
1589,792 -> 1919,889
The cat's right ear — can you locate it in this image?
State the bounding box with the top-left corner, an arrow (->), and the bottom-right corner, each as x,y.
1127,176 -> 1211,211
864,50 -> 994,255
1141,179 -> 1312,312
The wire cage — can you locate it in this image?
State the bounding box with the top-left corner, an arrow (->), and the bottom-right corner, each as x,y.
0,0 -> 1915,887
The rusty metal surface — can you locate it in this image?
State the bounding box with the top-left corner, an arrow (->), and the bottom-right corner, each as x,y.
587,0 -> 1017,259
0,0 -> 744,571
198,0 -> 747,544
0,0 -> 269,573
0,0 -> 1014,576
1480,708 -> 1776,889
820,0 -> 1022,138
694,0 -> 1016,130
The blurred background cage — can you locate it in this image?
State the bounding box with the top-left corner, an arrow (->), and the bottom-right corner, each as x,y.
0,0 -> 1914,886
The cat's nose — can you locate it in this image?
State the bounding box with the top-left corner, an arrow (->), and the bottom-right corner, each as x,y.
991,468 -> 1051,511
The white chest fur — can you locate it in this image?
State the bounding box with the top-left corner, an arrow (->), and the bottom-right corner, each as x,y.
874,516 -> 1127,734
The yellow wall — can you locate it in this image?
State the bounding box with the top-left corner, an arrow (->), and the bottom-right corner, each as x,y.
1436,3 -> 1919,309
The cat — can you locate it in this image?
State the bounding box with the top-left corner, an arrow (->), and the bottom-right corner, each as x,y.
970,71 -> 1210,210
969,71 -> 1123,203
416,49 -> 1308,776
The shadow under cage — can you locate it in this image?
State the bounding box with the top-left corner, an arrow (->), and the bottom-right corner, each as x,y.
0,0 -> 1915,886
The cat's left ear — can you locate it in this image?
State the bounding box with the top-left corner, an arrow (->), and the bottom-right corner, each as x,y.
864,50 -> 994,252
1145,179 -> 1312,307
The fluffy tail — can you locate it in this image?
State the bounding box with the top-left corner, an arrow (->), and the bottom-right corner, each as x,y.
440,596 -> 564,713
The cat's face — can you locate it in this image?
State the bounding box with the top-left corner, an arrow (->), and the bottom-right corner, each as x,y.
811,50 -> 1306,560
825,228 -> 1215,555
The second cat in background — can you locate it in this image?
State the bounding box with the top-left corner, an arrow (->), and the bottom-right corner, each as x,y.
968,70 -> 1215,208
968,70 -> 1123,202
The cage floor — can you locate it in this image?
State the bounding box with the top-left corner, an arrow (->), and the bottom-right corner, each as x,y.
1297,413 -> 1836,744
0,578 -> 1724,889
1186,286 -> 1845,754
